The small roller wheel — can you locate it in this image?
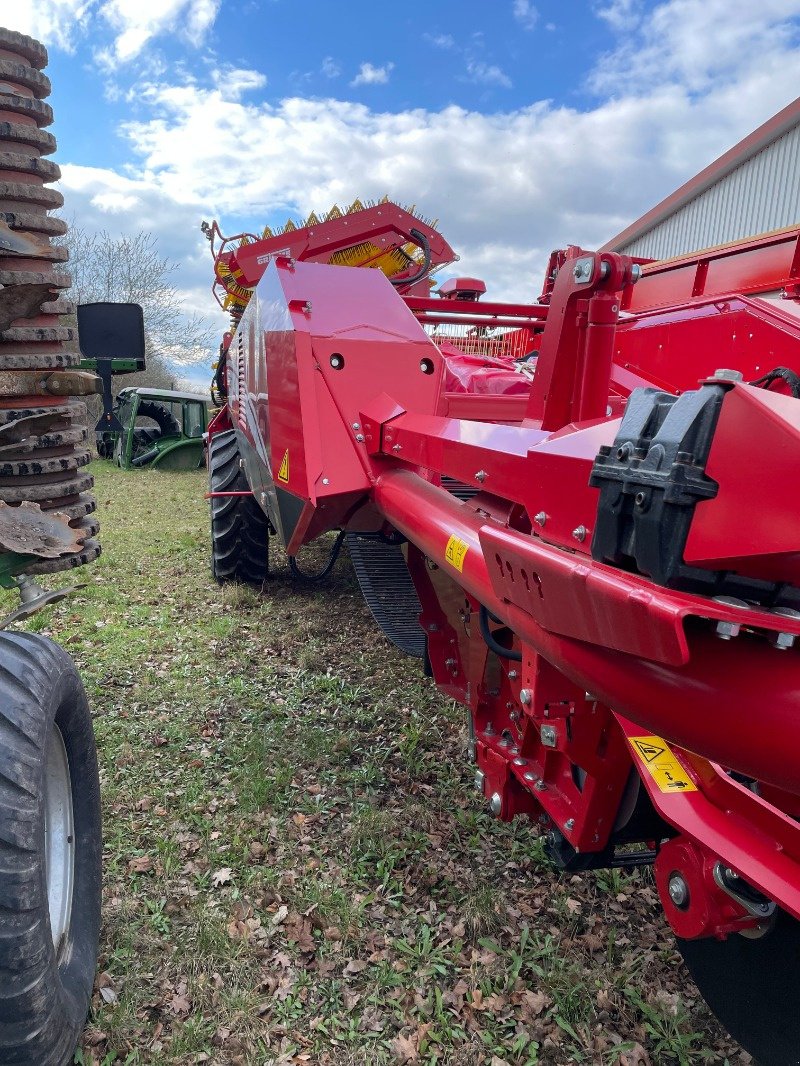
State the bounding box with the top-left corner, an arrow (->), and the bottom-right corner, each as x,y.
208,429 -> 269,583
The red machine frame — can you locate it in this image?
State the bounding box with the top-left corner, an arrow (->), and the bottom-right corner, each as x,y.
209,219 -> 800,958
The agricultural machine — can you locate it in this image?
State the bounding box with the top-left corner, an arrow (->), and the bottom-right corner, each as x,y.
107,387 -> 209,469
205,197 -> 800,1064
0,26 -> 103,1065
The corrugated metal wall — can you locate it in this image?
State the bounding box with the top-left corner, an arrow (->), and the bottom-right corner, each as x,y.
620,122 -> 800,260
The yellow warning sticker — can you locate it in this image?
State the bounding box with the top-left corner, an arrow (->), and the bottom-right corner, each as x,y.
277,449 -> 290,483
445,534 -> 470,572
628,735 -> 697,794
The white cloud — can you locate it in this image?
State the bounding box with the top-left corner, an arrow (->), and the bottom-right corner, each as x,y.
99,0 -> 222,62
1,0 -> 95,51
591,0 -> 800,92
350,62 -> 394,87
513,0 -> 539,30
424,33 -> 456,49
210,66 -> 267,99
595,0 -> 642,31
466,61 -> 512,89
2,0 -> 221,61
321,56 -> 341,78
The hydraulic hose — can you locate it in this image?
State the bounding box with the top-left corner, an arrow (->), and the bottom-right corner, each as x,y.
389,228 -> 432,288
479,604 -> 522,661
288,529 -> 346,582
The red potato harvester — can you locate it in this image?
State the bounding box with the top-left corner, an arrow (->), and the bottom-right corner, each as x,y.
205,201 -> 800,1064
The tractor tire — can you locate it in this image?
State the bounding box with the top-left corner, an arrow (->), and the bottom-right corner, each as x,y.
135,400 -> 180,439
0,632 -> 101,1066
209,429 -> 269,583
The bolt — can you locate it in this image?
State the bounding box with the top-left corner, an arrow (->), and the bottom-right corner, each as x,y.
668,873 -> 690,909
630,263 -> 642,283
355,433 -> 364,442
509,710 -> 521,722
564,818 -> 575,832
572,257 -> 593,282
540,724 -> 557,747
713,368 -> 744,382
322,478 -> 329,486
534,779 -> 547,791
712,595 -> 749,640
467,740 -> 476,761
475,470 -> 487,482
572,525 -> 587,542
302,301 -> 312,313
523,771 -> 538,782
533,511 -> 547,527
634,491 -> 646,507
770,606 -> 800,650
352,422 -> 360,430
513,757 -> 526,766
260,491 -> 267,505
490,792 -> 502,816
474,770 -> 485,793
392,443 -> 402,451
519,688 -> 532,705
508,669 -> 518,680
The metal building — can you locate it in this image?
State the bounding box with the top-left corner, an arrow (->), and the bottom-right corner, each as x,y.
603,96 -> 800,260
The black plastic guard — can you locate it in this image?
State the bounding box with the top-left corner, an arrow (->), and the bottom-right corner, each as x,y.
589,383 -> 725,587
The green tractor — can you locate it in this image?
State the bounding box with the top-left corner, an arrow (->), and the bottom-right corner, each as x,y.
112,387 -> 210,470
75,303 -> 211,470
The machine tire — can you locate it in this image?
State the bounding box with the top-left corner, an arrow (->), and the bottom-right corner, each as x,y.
209,429 -> 269,583
0,632 -> 101,1066
135,400 -> 180,439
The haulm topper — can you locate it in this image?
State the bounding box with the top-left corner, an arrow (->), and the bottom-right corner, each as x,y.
207,201 -> 800,1063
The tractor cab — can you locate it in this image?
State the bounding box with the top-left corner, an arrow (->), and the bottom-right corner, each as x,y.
113,387 -> 210,470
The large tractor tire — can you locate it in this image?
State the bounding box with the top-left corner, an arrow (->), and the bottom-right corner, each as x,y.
208,429 -> 269,583
0,632 -> 102,1066
133,401 -> 180,442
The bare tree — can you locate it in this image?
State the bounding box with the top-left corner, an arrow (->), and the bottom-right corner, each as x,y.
58,223 -> 213,393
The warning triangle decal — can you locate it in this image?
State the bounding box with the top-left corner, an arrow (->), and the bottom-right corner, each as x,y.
633,739 -> 665,763
277,449 -> 289,483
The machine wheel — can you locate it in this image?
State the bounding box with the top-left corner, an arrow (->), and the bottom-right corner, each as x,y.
0,632 -> 102,1066
208,429 -> 269,583
677,909 -> 800,1065
135,400 -> 180,439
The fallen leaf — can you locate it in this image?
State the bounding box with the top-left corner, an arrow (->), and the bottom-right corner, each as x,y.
169,993 -> 192,1016
391,1033 -> 419,1062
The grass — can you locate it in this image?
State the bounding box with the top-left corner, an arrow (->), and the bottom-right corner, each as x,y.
17,462 -> 746,1065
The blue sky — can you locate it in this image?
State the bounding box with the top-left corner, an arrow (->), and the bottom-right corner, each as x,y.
6,0 -> 800,386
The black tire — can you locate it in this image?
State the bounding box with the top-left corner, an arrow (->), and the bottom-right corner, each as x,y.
208,429 -> 269,583
135,401 -> 180,439
0,632 -> 101,1066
